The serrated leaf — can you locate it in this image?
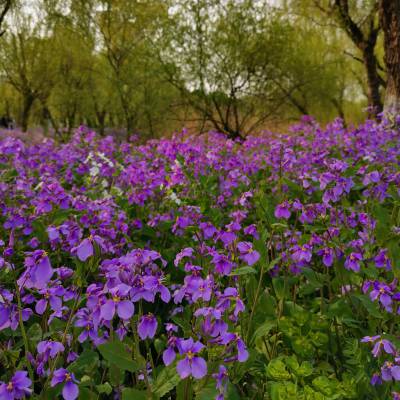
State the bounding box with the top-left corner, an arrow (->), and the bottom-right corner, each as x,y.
96,383 -> 112,395
251,320 -> 276,343
122,388 -> 148,400
97,341 -> 139,372
229,266 -> 256,276
152,364 -> 181,397
69,350 -> 99,374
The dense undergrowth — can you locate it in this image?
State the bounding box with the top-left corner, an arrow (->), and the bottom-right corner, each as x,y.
1,116 -> 400,399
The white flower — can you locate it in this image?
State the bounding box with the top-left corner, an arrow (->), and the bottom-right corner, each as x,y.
90,166 -> 100,177
169,191 -> 181,205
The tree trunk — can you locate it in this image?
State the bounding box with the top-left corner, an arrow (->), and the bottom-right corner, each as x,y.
380,0 -> 400,113
21,94 -> 34,132
362,44 -> 383,116
333,0 -> 383,117
96,110 -> 106,136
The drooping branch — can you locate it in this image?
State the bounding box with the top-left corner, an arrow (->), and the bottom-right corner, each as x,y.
316,0 -> 384,115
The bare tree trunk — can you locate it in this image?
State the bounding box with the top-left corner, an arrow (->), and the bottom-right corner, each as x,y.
96,110 -> 106,136
332,0 -> 383,116
21,94 -> 34,132
380,0 -> 400,113
362,44 -> 383,115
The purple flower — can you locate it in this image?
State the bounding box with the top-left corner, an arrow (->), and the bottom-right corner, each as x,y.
74,235 -> 104,261
236,336 -> 249,362
37,340 -> 65,358
163,336 -> 178,366
176,338 -> 207,379
291,244 -> 312,263
369,282 -> 393,312
138,314 -> 157,340
142,276 -> 171,303
344,252 -> 362,272
35,286 -> 64,315
372,339 -> 396,357
363,171 -> 380,185
0,371 -> 32,399
216,288 -> 245,317
237,242 -> 260,266
51,369 -> 79,400
75,309 -> 99,343
0,303 -> 11,328
274,202 -> 291,219
212,253 -> 234,276
213,365 -> 229,399
317,247 -> 334,267
381,362 -> 400,381
75,238 -> 93,261
218,332 -> 249,362
20,250 -> 53,289
163,345 -> 177,366
174,248 -> 194,267
243,224 -> 259,239
219,231 -> 237,246
100,284 -> 134,321
199,223 -> 218,239
374,249 -> 392,270
361,335 -> 381,344
370,372 -> 382,386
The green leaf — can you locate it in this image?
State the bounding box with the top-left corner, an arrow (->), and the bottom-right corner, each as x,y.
97,341 -> 139,372
297,362 -> 313,377
266,358 -> 291,381
78,388 -> 97,400
171,315 -> 192,334
226,383 -> 241,400
312,376 -> 335,396
270,382 -> 297,400
26,323 -> 42,342
352,293 -> 383,319
285,355 -> 299,372
69,350 -> 99,374
32,219 -> 47,243
51,208 -> 77,225
122,388 -> 148,400
109,363 -> 123,386
229,266 -> 256,276
96,383 -> 112,395
152,364 -> 181,397
251,319 -> 276,343
195,383 -> 219,400
272,278 -> 286,300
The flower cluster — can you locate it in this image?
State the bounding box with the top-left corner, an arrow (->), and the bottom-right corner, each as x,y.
0,116 -> 400,399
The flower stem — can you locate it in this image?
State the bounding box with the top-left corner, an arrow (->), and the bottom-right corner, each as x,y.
15,283 -> 35,382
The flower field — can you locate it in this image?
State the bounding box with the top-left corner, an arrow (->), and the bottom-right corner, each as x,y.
1,116 -> 400,399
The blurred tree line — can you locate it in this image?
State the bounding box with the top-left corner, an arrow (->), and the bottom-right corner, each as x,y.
0,0 -> 394,138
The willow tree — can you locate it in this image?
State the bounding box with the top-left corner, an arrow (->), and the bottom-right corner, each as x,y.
0,20 -> 57,131
311,0 -> 384,116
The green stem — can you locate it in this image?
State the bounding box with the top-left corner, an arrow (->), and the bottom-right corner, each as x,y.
41,288 -> 82,392
15,283 -> 35,382
246,234 -> 273,342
